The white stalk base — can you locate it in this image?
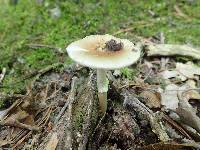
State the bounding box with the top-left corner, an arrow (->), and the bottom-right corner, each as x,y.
97,69 -> 109,114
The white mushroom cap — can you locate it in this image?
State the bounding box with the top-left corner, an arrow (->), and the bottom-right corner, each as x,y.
66,34 -> 141,70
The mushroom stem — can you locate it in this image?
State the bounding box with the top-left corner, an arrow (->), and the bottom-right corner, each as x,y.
97,69 -> 109,114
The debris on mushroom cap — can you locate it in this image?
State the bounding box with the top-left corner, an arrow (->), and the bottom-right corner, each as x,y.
105,39 -> 123,51
66,34 -> 141,70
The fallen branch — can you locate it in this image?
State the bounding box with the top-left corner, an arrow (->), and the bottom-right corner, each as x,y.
146,44 -> 200,60
122,90 -> 170,142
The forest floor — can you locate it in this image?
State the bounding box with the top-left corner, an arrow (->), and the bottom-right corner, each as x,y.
0,0 -> 200,149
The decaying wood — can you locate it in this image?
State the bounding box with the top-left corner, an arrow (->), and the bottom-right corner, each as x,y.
38,75 -> 96,150
78,74 -> 95,150
56,77 -> 78,150
147,44 -> 200,60
122,90 -> 170,142
54,77 -> 77,124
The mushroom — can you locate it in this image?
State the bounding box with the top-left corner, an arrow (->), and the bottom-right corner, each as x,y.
66,34 -> 140,114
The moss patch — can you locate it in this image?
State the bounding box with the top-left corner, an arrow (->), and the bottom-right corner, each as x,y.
120,67 -> 138,80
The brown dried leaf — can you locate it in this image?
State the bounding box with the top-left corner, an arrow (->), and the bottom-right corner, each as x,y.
140,91 -> 161,108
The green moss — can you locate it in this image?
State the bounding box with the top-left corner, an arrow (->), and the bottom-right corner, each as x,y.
0,99 -> 5,108
65,57 -> 73,65
0,0 -> 200,98
120,67 -> 137,80
25,48 -> 57,69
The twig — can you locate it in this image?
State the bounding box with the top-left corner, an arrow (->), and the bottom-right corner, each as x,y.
113,23 -> 154,35
159,32 -> 165,44
143,69 -> 152,81
54,77 -> 78,124
26,43 -> 64,54
0,67 -> 6,83
12,131 -> 32,149
174,5 -> 191,21
163,114 -> 192,140
0,119 -> 40,131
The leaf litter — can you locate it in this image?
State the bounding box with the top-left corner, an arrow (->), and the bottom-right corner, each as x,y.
0,35 -> 200,149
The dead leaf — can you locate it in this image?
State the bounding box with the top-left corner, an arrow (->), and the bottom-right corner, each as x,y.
176,83 -> 200,133
176,62 -> 200,79
45,133 -> 59,150
160,62 -> 200,81
160,70 -> 178,79
140,91 -> 161,108
161,84 -> 179,110
183,80 -> 200,100
160,80 -> 200,110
